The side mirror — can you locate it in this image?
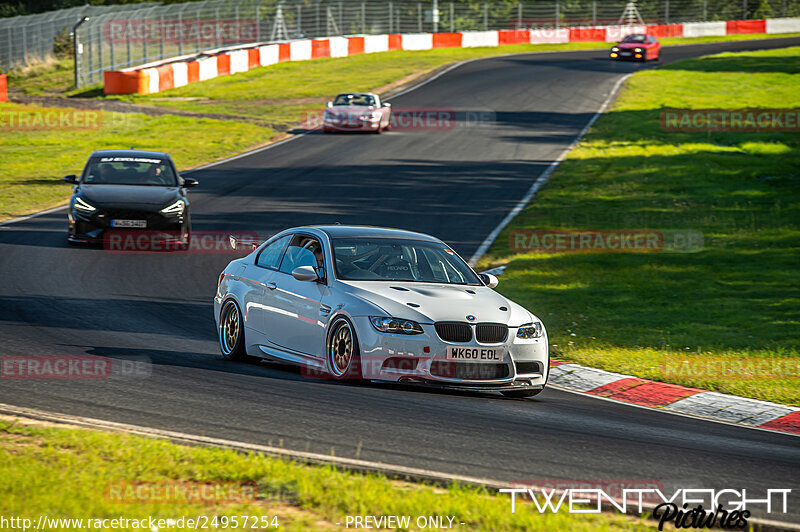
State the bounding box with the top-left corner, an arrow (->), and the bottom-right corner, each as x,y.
326,101 -> 333,108
383,102 -> 392,108
479,273 -> 499,289
63,175 -> 78,184
182,177 -> 198,187
292,265 -> 319,282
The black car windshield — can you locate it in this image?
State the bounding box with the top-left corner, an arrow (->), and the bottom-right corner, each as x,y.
332,238 -> 481,285
82,156 -> 178,186
333,94 -> 376,106
621,34 -> 646,42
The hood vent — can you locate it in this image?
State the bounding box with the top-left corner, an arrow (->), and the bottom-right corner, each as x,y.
390,286 -> 410,291
406,302 -> 420,308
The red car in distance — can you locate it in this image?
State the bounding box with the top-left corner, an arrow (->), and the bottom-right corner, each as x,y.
610,34 -> 660,61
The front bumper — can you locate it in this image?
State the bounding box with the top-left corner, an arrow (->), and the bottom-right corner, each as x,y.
323,117 -> 381,131
353,317 -> 549,388
610,50 -> 646,61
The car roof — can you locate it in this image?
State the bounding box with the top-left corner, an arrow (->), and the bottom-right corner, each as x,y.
334,92 -> 378,98
90,149 -> 171,159
306,225 -> 441,242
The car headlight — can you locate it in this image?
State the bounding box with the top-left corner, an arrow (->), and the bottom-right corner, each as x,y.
160,199 -> 185,215
73,196 -> 96,213
634,47 -> 643,53
516,322 -> 543,339
361,113 -> 379,121
369,316 -> 424,335
611,47 -> 619,52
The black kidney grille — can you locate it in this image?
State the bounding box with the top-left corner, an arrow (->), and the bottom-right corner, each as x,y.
475,323 -> 508,344
434,322 -> 472,343
430,362 -> 509,380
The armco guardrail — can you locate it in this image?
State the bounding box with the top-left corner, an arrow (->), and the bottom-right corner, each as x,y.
103,17 -> 800,95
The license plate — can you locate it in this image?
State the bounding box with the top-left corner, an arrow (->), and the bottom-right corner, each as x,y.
446,346 -> 504,363
620,52 -> 632,56
111,219 -> 146,228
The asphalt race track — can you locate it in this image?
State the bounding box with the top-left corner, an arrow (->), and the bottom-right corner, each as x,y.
2,38 -> 799,522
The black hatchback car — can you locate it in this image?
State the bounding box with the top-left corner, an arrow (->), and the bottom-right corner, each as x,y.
64,150 -> 197,246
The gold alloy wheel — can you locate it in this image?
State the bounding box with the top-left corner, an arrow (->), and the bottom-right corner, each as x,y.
329,320 -> 353,377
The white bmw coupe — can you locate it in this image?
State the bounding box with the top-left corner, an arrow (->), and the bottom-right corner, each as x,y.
214,226 -> 549,398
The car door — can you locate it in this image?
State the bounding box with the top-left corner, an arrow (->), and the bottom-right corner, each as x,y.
264,233 -> 331,357
244,234 -> 291,346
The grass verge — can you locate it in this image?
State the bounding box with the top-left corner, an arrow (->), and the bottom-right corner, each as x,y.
477,46 -> 800,405
0,416 -> 650,531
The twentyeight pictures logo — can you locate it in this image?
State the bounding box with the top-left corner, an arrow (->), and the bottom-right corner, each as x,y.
500,485 -> 792,531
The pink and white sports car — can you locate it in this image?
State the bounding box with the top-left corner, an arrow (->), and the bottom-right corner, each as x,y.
322,92 -> 392,133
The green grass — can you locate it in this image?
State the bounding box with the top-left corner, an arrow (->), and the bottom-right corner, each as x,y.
478,46 -> 800,405
0,417 -> 650,531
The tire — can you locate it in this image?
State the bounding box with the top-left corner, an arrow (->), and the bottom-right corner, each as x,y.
501,388 -> 543,399
219,300 -> 247,361
326,317 -> 362,380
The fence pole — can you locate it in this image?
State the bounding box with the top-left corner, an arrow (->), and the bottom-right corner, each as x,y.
361,2 -> 365,34
388,2 -> 392,33
483,2 -> 488,30
743,0 -> 747,19
592,0 -> 596,26
418,2 -> 422,32
297,4 -> 302,37
97,22 -> 102,80
702,0 -> 707,21
159,12 -> 164,59
72,16 -> 89,89
109,19 -> 115,70
555,0 -> 559,29
517,2 -> 521,30
665,0 -> 669,25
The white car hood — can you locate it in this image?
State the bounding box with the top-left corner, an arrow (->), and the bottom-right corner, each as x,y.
340,281 -> 533,326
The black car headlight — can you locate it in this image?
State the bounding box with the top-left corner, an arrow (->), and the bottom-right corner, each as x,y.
516,322 -> 543,339
369,316 -> 424,335
611,47 -> 620,52
73,197 -> 96,213
634,47 -> 643,53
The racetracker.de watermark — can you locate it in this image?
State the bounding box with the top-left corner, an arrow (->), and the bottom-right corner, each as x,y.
660,108 -> 800,132
509,229 -> 704,254
0,109 -> 102,131
0,355 -> 151,379
104,19 -> 256,43
662,357 -> 800,380
105,481 -> 257,505
103,231 -> 259,254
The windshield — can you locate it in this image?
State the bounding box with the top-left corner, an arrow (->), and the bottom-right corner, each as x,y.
82,156 -> 178,186
333,94 -> 376,107
621,34 -> 646,43
332,238 -> 481,285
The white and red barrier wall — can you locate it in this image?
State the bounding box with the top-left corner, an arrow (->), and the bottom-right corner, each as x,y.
104,17 -> 800,95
